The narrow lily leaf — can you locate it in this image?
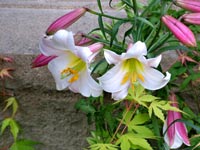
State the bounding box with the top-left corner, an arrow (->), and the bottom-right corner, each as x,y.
110,20 -> 127,47
135,16 -> 154,28
121,0 -> 133,8
122,27 -> 133,46
154,44 -> 190,55
180,73 -> 200,90
97,0 -> 103,13
148,32 -> 171,52
98,16 -> 107,40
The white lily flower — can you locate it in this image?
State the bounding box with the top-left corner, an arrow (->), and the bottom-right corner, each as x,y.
98,41 -> 171,100
39,29 -> 103,97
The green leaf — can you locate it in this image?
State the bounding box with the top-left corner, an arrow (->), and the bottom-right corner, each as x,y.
1,118 -> 11,134
1,118 -> 20,141
135,16 -> 154,28
97,0 -> 103,13
155,44 -> 190,55
131,113 -> 150,125
10,139 -> 40,150
117,133 -> 153,150
74,99 -> 96,114
149,101 -> 165,122
89,143 -> 118,150
98,16 -> 107,40
3,97 -> 19,117
110,20 -> 127,47
9,119 -> 20,141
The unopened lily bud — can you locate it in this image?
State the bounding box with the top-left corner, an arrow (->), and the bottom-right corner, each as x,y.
32,54 -> 57,68
174,0 -> 200,12
88,43 -> 104,53
46,8 -> 87,35
162,15 -> 196,47
182,13 -> 200,25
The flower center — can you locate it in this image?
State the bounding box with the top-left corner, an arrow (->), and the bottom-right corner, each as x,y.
61,53 -> 86,83
121,58 -> 144,89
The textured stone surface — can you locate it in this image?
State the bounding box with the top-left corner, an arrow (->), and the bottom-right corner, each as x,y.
0,54 -> 89,150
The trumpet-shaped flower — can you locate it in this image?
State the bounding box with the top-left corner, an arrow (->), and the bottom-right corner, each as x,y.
163,93 -> 190,149
39,29 -> 103,97
98,41 -> 171,100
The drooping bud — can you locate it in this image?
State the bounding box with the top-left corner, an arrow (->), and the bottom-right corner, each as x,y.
46,8 -> 87,35
88,43 -> 104,53
162,15 -> 197,47
182,13 -> 200,25
174,0 -> 200,12
31,54 -> 57,68
163,93 -> 190,149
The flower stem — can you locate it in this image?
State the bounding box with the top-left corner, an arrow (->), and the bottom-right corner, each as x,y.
110,101 -> 134,143
86,8 -> 130,21
120,104 -> 140,135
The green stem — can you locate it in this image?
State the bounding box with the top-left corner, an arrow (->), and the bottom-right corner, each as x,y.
120,104 -> 140,135
132,0 -> 138,16
83,34 -> 125,53
86,8 -> 130,21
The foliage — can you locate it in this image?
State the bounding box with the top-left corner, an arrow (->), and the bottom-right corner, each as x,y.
0,57 -> 40,150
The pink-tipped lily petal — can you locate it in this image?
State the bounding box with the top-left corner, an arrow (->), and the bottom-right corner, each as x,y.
162,15 -> 197,47
174,0 -> 200,12
32,54 -> 57,68
46,8 -> 87,35
40,29 -> 103,97
182,13 -> 200,25
98,41 -> 171,100
163,93 -> 190,149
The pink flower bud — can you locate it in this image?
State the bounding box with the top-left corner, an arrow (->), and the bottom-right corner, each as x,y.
32,54 -> 57,68
182,13 -> 200,25
162,15 -> 197,47
88,43 -> 104,53
46,8 -> 87,35
174,0 -> 200,12
163,93 -> 190,149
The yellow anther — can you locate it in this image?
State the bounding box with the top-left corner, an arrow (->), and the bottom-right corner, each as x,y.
68,74 -> 79,83
131,74 -> 137,83
138,74 -> 145,82
121,72 -> 130,85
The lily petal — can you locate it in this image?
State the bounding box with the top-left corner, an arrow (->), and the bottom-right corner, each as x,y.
40,30 -> 76,56
112,87 -> 129,100
140,67 -> 171,90
104,50 -> 122,64
126,41 -> 147,58
145,55 -> 162,68
98,63 -> 129,93
48,54 -> 72,90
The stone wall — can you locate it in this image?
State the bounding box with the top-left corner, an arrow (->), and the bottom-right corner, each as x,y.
0,1 -> 117,149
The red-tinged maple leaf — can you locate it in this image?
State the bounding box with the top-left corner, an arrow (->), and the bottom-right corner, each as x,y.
0,56 -> 13,63
0,68 -> 14,79
177,51 -> 198,65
